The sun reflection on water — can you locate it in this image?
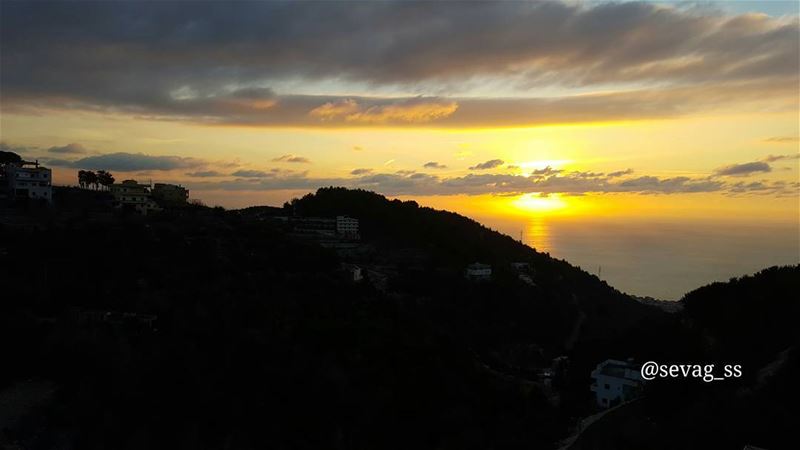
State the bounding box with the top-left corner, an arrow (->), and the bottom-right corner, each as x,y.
524,216 -> 552,254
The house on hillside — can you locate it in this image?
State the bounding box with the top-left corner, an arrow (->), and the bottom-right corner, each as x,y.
152,183 -> 189,206
590,359 -> 643,408
291,216 -> 360,240
336,215 -> 359,239
110,180 -> 162,215
2,160 -> 52,203
342,263 -> 363,282
510,262 -> 530,271
464,262 -> 492,281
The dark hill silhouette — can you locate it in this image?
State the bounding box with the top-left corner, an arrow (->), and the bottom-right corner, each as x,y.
0,187 -> 795,449
571,265 -> 799,450
287,188 -> 659,342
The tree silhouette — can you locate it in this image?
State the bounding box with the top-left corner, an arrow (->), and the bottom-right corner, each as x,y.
84,171 -> 99,190
97,170 -> 115,190
1,150 -> 22,165
78,170 -> 90,189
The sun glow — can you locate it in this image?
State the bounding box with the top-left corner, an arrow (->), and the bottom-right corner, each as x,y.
517,159 -> 571,170
511,193 -> 568,213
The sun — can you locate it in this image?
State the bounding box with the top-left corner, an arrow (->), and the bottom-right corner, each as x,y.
510,193 -> 567,214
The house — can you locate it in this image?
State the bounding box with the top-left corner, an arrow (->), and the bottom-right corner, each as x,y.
291,216 -> 360,240
342,263 -> 363,282
464,262 -> 492,281
2,160 -> 52,203
152,183 -> 189,206
110,180 -> 162,215
590,359 -> 643,408
292,217 -> 337,236
336,215 -> 360,239
510,262 -> 530,271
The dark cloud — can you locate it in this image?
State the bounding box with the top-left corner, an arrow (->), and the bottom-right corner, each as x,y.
1,1 -> 796,127
42,158 -> 75,167
231,170 -> 271,178
763,154 -> 800,162
714,161 -> 772,176
616,176 -> 724,193
47,143 -> 86,154
607,168 -> 634,177
187,167 -> 799,197
423,162 -> 447,169
69,152 -> 206,171
532,166 -> 562,176
272,154 -> 311,163
350,168 -> 372,175
0,142 -> 36,155
571,170 -> 604,178
469,159 -> 504,170
186,170 -> 224,177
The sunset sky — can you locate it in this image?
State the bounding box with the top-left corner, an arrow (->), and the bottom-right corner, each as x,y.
1,0 -> 798,224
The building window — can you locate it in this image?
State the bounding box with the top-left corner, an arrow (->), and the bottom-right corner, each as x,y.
604,384 -> 610,390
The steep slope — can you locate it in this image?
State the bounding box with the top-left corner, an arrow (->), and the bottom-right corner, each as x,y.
1,187 -> 667,449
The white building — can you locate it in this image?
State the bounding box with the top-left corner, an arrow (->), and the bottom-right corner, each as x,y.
590,359 -> 643,408
464,262 -> 492,281
110,180 -> 162,215
3,160 -> 52,203
336,215 -> 359,239
342,263 -> 363,282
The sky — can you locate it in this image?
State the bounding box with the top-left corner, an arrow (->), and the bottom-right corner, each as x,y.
1,0 -> 798,227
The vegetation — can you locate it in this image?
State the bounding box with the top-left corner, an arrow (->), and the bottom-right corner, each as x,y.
0,150 -> 23,165
0,187 -> 796,449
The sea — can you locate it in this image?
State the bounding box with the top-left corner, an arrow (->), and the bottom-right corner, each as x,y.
476,216 -> 800,301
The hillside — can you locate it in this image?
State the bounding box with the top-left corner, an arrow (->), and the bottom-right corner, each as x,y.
571,265 -> 800,450
3,187 -> 794,449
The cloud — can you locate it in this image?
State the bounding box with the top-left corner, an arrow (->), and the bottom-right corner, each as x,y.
763,154 -> 800,162
186,170 -> 224,177
423,161 -> 447,169
272,154 -> 311,163
47,143 -> 86,154
69,152 -> 206,171
469,159 -> 504,170
714,161 -> 772,176
607,168 -> 634,177
764,136 -> 799,143
350,168 -> 372,175
531,166 -> 562,176
308,99 -> 360,121
231,169 -> 271,178
187,168 -> 800,197
1,1 -> 796,127
309,97 -> 458,124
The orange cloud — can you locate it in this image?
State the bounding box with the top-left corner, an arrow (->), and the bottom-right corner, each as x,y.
308,99 -> 360,121
308,98 -> 458,124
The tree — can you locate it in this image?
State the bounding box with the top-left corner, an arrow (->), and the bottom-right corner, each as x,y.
78,170 -> 89,188
78,170 -> 98,189
84,171 -> 99,190
1,150 -> 22,165
97,170 -> 115,190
